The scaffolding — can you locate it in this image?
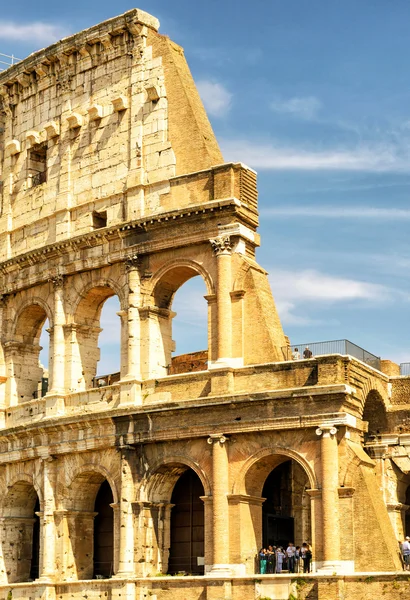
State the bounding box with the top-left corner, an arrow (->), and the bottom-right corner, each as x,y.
0,52 -> 21,71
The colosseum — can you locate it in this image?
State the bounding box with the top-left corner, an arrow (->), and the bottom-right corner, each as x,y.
0,7 -> 409,600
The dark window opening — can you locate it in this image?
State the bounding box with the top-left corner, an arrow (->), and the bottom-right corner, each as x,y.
92,210 -> 107,229
93,480 -> 114,578
169,469 -> 205,575
29,497 -> 40,580
28,143 -> 47,188
262,461 -> 295,548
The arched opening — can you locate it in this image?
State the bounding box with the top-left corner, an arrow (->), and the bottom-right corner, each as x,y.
363,390 -> 388,439
170,277 -> 208,375
1,481 -> 41,582
147,264 -> 211,378
241,453 -> 312,573
72,287 -> 121,390
64,470 -> 116,580
93,480 -> 114,578
9,304 -> 50,403
168,469 -> 205,575
95,296 -> 121,383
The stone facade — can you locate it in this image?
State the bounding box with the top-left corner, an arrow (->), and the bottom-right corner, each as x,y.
0,8 -> 409,600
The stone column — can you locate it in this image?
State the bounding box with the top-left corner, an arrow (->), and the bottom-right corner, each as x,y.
114,447 -> 135,577
316,425 -> 341,572
207,433 -> 231,575
209,236 -> 232,364
123,255 -> 141,381
48,275 -> 65,395
0,295 -> 7,427
39,457 -> 56,581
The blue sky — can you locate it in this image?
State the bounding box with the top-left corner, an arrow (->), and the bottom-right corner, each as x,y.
3,1 -> 410,371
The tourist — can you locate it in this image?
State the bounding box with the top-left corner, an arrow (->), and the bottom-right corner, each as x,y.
301,542 -> 312,573
276,547 -> 285,573
259,548 -> 268,574
267,545 -> 276,574
286,542 -> 296,573
303,346 -> 313,359
292,348 -> 300,360
295,546 -> 301,572
401,536 -> 410,570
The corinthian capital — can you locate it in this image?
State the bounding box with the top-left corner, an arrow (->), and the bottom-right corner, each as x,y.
49,275 -> 64,289
210,235 -> 232,256
125,254 -> 140,271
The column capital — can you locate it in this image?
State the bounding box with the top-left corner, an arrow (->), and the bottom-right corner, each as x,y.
49,274 -> 64,289
207,433 -> 229,444
125,254 -> 140,271
316,425 -> 338,437
210,235 -> 232,256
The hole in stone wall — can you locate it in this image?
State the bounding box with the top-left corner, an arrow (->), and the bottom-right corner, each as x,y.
92,210 -> 107,229
28,143 -> 47,187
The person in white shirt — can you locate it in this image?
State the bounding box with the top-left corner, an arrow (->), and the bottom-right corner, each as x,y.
286,542 -> 296,573
401,536 -> 410,570
291,348 -> 300,360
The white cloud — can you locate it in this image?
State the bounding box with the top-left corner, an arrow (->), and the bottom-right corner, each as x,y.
0,21 -> 68,46
196,80 -> 232,117
221,138 -> 410,172
262,206 -> 410,219
269,268 -> 392,325
270,95 -> 322,120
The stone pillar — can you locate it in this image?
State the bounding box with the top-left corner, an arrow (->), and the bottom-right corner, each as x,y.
114,447 -> 135,577
316,425 -> 341,572
48,275 -> 65,396
209,236 -> 232,365
0,295 -> 7,426
123,256 -> 141,381
207,433 -> 231,576
39,457 -> 56,581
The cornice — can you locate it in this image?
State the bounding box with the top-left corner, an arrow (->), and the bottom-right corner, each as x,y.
0,198 -> 243,279
0,9 -> 158,90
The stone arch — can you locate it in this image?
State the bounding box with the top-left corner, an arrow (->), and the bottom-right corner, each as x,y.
0,478 -> 41,583
64,463 -> 118,511
233,446 -> 317,496
4,472 -> 43,510
7,299 -> 52,404
141,456 -> 209,576
141,259 -> 214,378
357,377 -> 390,412
62,465 -> 118,581
362,389 -> 389,437
11,296 -> 53,338
71,277 -> 127,318
231,447 -> 315,572
143,455 -> 211,503
69,279 -> 125,390
148,258 -> 215,309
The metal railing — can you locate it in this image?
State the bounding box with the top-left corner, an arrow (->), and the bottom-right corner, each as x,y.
282,339 -> 381,371
0,52 -> 21,71
400,363 -> 410,376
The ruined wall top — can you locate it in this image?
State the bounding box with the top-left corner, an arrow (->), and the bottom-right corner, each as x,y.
0,9 -> 247,262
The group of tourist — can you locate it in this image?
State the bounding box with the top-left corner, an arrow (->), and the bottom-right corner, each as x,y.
291,347 -> 313,360
258,542 -> 312,574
